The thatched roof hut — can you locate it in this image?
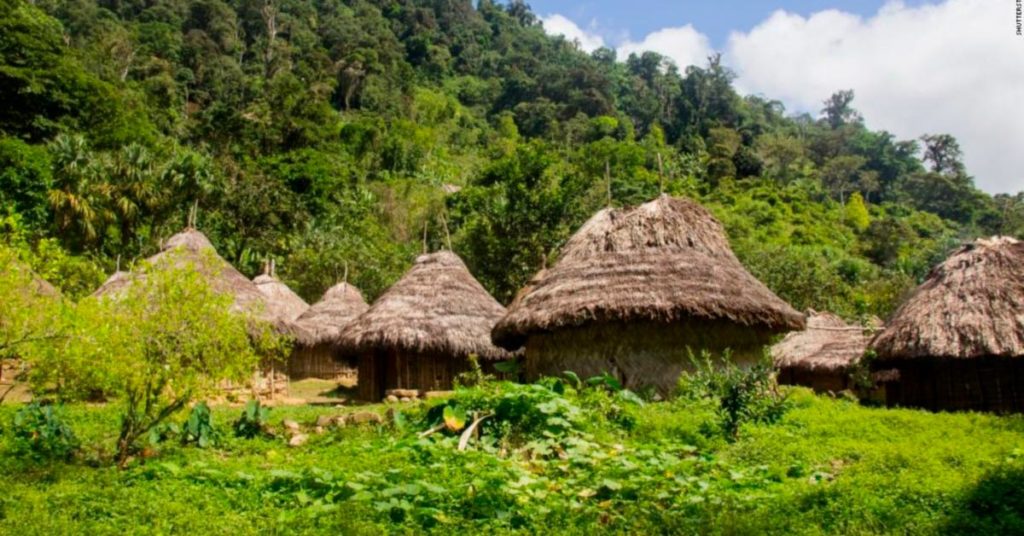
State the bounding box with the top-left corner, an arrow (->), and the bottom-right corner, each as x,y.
90,228 -> 293,334
297,282 -> 368,344
90,271 -> 129,298
870,236 -> 1024,412
337,250 -> 515,400
493,194 -> 804,394
287,282 -> 369,381
253,271 -> 309,324
773,311 -> 880,393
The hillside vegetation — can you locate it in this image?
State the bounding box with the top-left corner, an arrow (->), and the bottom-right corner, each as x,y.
2,0 -> 1023,318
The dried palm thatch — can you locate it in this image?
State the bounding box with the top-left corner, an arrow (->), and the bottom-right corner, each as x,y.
90,271 -> 129,298
336,251 -> 516,361
870,236 -> 1024,360
493,194 -> 805,349
295,282 -> 368,345
253,273 -> 309,323
773,311 -> 881,373
89,228 -> 297,334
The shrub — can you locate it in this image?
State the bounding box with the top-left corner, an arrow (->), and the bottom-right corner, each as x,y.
180,402 -> 217,448
233,399 -> 271,439
677,350 -> 789,441
9,402 -> 78,461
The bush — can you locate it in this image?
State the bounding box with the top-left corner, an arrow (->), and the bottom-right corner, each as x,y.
677,350 -> 789,441
9,402 -> 79,461
232,399 -> 271,439
180,402 -> 217,448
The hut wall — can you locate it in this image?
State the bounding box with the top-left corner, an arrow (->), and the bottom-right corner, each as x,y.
356,349 -> 474,401
524,321 -> 773,396
777,367 -> 849,394
288,345 -> 357,382
880,357 -> 1024,412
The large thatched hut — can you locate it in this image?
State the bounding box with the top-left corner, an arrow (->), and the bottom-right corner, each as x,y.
290,282 -> 369,381
772,311 -> 880,393
252,268 -> 309,326
869,236 -> 1024,412
336,251 -> 516,401
492,194 -> 804,395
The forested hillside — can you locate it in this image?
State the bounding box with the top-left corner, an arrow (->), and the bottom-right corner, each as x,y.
2,0 -> 1022,318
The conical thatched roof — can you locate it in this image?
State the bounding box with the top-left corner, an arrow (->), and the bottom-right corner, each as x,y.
89,228 -> 296,334
871,236 -> 1024,360
90,270 -> 129,298
295,282 -> 368,346
493,195 -> 805,349
253,273 -> 309,323
773,311 -> 881,372
336,251 -> 516,360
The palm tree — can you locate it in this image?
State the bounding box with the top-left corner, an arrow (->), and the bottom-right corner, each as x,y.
48,135 -> 108,249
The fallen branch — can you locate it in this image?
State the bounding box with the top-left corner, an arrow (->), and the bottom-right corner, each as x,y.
458,413 -> 492,451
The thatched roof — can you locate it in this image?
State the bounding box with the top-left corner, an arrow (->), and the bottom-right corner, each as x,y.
90,271 -> 129,298
295,282 -> 368,346
773,311 -> 881,372
90,228 -> 296,335
336,251 -> 516,360
870,236 -> 1024,360
253,273 -> 309,322
492,195 -> 805,349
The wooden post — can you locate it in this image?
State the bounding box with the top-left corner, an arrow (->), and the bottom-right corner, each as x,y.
657,152 -> 665,194
440,212 -> 453,251
422,219 -> 429,254
605,160 -> 612,207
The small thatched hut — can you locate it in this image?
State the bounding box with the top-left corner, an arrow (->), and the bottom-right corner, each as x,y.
772,311 -> 880,393
290,282 -> 368,381
252,269 -> 309,325
493,194 -> 804,395
336,251 -> 516,401
90,271 -> 129,298
869,236 -> 1024,412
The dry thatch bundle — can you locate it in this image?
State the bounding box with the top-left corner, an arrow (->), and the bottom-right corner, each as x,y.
773,311 -> 880,373
870,236 -> 1024,360
295,282 -> 368,345
253,273 -> 309,323
336,251 -> 516,361
493,195 -> 805,349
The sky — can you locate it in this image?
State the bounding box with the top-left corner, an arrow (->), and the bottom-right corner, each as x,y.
531,0 -> 1023,194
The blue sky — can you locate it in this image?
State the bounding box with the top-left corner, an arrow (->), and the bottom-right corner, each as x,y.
527,0 -> 931,47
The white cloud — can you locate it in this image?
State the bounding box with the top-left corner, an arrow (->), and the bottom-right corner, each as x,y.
617,25 -> 714,70
540,14 -> 605,53
543,0 -> 1023,193
726,0 -> 1023,193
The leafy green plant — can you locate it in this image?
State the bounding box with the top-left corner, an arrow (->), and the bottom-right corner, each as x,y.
9,402 -> 78,461
677,350 -> 789,441
233,399 -> 271,439
180,402 -> 217,448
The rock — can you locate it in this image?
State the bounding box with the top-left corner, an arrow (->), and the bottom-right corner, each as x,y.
385,395 -> 399,404
424,391 -> 454,399
314,426 -> 325,435
283,419 -> 300,432
386,388 -> 420,399
288,433 -> 308,447
315,414 -> 334,428
346,411 -> 383,426
399,397 -> 411,403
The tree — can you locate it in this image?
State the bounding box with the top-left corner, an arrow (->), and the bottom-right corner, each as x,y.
920,133 -> 965,176
821,90 -> 861,129
28,250 -> 284,467
0,245 -> 62,400
844,192 -> 870,232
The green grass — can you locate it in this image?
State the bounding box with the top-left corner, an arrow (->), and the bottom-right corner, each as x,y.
1,388 -> 1022,535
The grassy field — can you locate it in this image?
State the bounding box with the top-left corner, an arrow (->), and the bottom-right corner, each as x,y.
1,386 -> 1022,535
